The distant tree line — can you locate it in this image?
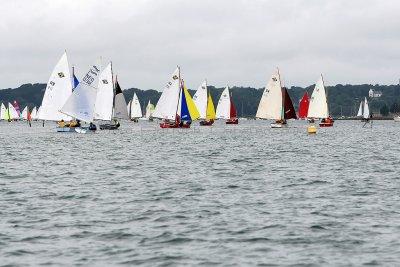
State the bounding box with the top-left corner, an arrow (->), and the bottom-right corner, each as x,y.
1,83 -> 400,117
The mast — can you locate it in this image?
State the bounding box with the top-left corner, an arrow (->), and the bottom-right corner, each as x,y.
174,65 -> 181,122
72,65 -> 75,92
277,68 -> 285,121
321,74 -> 329,117
111,62 -> 115,123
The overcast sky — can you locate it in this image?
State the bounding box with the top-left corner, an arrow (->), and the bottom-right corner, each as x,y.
1,0 -> 400,90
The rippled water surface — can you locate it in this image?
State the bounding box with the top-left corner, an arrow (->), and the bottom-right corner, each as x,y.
1,120 -> 400,266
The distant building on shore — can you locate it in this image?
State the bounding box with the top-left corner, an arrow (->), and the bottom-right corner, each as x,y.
369,89 -> 382,98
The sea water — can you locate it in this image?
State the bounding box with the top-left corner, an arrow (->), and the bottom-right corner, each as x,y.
0,120 -> 399,266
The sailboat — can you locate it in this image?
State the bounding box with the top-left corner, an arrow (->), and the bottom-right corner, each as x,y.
298,92 -> 309,119
0,103 -> 6,120
216,86 -> 238,124
7,102 -> 20,121
256,69 -> 297,128
39,52 -> 73,124
13,101 -> 21,118
60,59 -> 101,133
307,75 -> 333,127
21,106 -> 28,120
99,75 -> 129,130
193,80 -> 216,126
357,97 -> 370,122
128,93 -> 142,122
153,67 -> 199,128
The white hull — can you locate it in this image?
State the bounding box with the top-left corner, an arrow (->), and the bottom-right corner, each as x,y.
394,116 -> 400,122
271,123 -> 288,128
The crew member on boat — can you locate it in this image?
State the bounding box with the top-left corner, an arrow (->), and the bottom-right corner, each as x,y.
58,120 -> 65,127
69,120 -> 76,127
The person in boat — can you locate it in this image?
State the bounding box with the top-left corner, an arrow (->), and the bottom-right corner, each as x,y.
68,120 -> 76,127
113,119 -> 120,128
321,118 -> 326,123
58,120 -> 65,127
326,117 -> 331,124
89,122 -> 97,131
76,120 -> 81,127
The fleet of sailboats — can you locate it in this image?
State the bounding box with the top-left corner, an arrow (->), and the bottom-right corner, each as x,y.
3,53 -> 389,130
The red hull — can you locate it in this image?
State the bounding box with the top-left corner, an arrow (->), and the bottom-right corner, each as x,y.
199,119 -> 214,126
319,122 -> 333,127
226,118 -> 238,124
160,122 -> 191,128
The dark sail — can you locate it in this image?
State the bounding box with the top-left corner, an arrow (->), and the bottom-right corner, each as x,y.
283,87 -> 297,120
298,91 -> 309,118
230,96 -> 237,118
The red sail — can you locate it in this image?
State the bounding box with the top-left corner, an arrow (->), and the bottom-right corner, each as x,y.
283,88 -> 297,120
230,96 -> 237,118
298,92 -> 309,118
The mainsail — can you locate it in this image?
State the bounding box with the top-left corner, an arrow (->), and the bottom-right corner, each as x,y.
216,86 -> 232,119
153,67 -> 181,120
60,60 -> 101,123
21,106 -> 28,120
298,92 -> 309,119
39,52 -> 73,121
94,63 -> 114,121
113,79 -> 129,120
256,70 -> 282,120
283,88 -> 297,120
0,103 -> 6,120
130,93 -> 143,119
193,80 -> 208,119
357,101 -> 363,117
307,75 -> 329,119
145,100 -> 154,119
30,106 -> 37,120
206,93 -> 216,120
363,97 -> 370,119
8,102 -> 19,119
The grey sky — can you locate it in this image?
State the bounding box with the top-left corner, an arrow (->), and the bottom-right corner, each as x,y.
1,0 -> 400,90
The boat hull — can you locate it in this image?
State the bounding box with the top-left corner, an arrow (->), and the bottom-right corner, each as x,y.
226,118 -> 238,124
56,127 -> 77,132
56,126 -> 96,133
199,119 -> 214,126
100,124 -> 120,130
319,122 -> 333,127
394,116 -> 400,122
271,123 -> 288,128
160,121 -> 191,128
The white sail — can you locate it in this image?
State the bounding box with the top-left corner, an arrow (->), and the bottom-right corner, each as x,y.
30,106 -> 37,120
0,103 -> 6,120
145,100 -> 154,119
113,81 -> 129,120
130,93 -> 142,118
21,106 -> 28,120
127,100 -> 131,116
363,97 -> 370,119
256,70 -> 282,120
36,106 -> 42,119
60,60 -> 101,123
93,63 -> 114,121
307,75 -> 329,119
8,103 -> 19,119
357,101 -> 363,117
216,86 -> 231,119
39,52 -> 73,121
153,67 -> 181,120
193,80 -> 208,119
